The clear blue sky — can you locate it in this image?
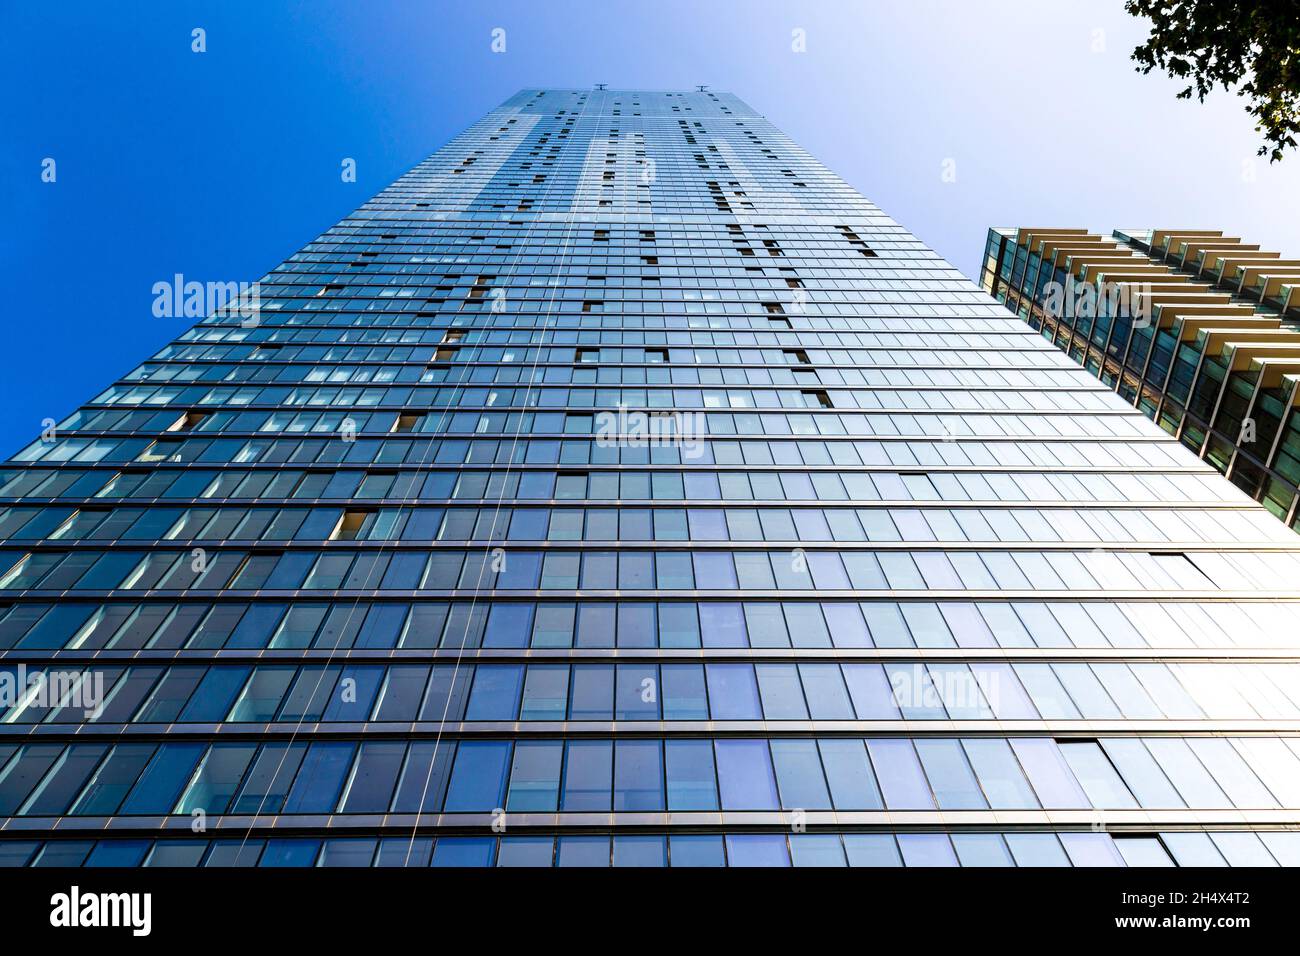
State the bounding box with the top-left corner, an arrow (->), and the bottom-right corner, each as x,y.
5,0 -> 1299,456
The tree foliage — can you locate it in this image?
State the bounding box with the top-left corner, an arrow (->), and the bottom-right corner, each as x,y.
1125,0 -> 1300,161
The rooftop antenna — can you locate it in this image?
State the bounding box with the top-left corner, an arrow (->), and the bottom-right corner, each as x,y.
594,83 -> 607,90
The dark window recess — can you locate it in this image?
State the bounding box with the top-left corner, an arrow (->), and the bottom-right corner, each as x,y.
331,510 -> 375,541
837,225 -> 877,257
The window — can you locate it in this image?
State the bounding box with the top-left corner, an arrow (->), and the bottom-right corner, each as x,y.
391,413 -> 423,433
506,741 -> 562,811
715,739 -> 778,810
561,740 -> 612,811
444,742 -> 510,812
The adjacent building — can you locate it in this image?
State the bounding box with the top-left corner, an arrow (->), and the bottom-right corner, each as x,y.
983,227 -> 1300,528
1,92 -> 1299,867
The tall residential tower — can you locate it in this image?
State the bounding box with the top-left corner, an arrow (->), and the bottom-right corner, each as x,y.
2,91 -> 1300,867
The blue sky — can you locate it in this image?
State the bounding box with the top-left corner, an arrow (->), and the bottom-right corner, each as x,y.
4,0 -> 1299,456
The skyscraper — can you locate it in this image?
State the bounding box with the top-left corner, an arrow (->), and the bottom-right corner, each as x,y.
983,227 -> 1300,529
2,89 -> 1300,868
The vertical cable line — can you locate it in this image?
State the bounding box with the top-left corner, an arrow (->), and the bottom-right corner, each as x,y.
403,90 -> 602,865
224,93 -> 595,862
222,108 -> 523,850
223,215 -> 490,856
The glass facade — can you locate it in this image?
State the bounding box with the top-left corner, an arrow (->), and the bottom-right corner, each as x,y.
2,90 -> 1300,867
